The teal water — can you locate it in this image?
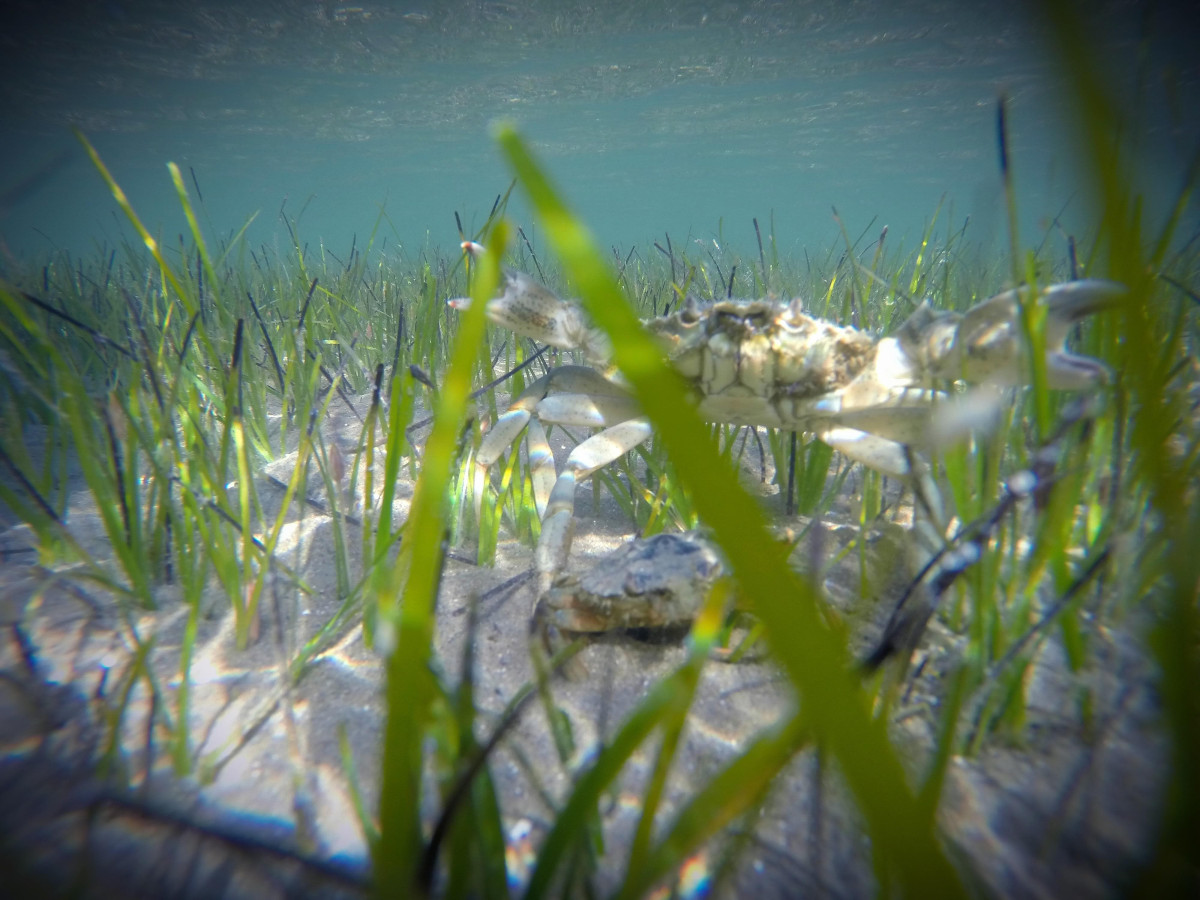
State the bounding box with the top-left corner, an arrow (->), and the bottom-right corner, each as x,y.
1,0 -> 1195,265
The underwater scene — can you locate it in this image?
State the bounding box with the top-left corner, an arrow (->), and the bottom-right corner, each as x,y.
1,1 -> 1197,897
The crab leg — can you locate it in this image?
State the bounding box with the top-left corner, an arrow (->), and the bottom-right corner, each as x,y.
535,417 -> 654,596
814,422 -> 947,569
473,364 -> 641,516
902,279 -> 1124,389
475,368 -> 617,469
450,242 -> 612,364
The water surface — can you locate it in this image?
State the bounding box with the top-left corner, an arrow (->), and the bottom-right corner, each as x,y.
1,0 -> 1195,264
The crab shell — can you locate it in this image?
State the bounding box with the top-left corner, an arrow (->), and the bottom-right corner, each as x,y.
539,532 -> 726,632
642,281 -> 1120,446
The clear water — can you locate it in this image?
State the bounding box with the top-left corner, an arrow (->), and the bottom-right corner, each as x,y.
1,0 -> 1195,266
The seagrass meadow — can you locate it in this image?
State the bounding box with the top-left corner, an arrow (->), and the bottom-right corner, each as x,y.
1,9 -> 1198,900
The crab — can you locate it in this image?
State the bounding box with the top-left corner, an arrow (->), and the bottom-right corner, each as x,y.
539,531 -> 726,634
450,241 -> 1123,642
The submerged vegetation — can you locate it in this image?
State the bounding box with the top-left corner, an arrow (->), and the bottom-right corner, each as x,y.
1,12 -> 1198,900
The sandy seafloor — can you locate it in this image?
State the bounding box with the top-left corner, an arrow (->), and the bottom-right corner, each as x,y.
0,385 -> 1171,899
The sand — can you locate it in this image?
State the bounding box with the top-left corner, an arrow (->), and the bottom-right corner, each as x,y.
0,391 -> 1169,898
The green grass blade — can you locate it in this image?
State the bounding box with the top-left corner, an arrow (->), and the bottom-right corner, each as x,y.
618,711 -> 810,900
373,226 -> 502,897
76,133 -> 195,320
525,644 -> 709,900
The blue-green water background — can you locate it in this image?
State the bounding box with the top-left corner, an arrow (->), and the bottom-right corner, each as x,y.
1,0 -> 1196,266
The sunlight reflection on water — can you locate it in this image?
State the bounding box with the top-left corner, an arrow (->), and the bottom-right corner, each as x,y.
2,1 -> 1192,263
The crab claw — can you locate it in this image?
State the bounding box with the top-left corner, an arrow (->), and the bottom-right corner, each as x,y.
447,244 -> 612,364
446,242 -> 489,310
900,279 -> 1126,390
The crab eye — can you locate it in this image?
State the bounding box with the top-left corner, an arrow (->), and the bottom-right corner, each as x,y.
745,308 -> 770,328
681,295 -> 701,324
